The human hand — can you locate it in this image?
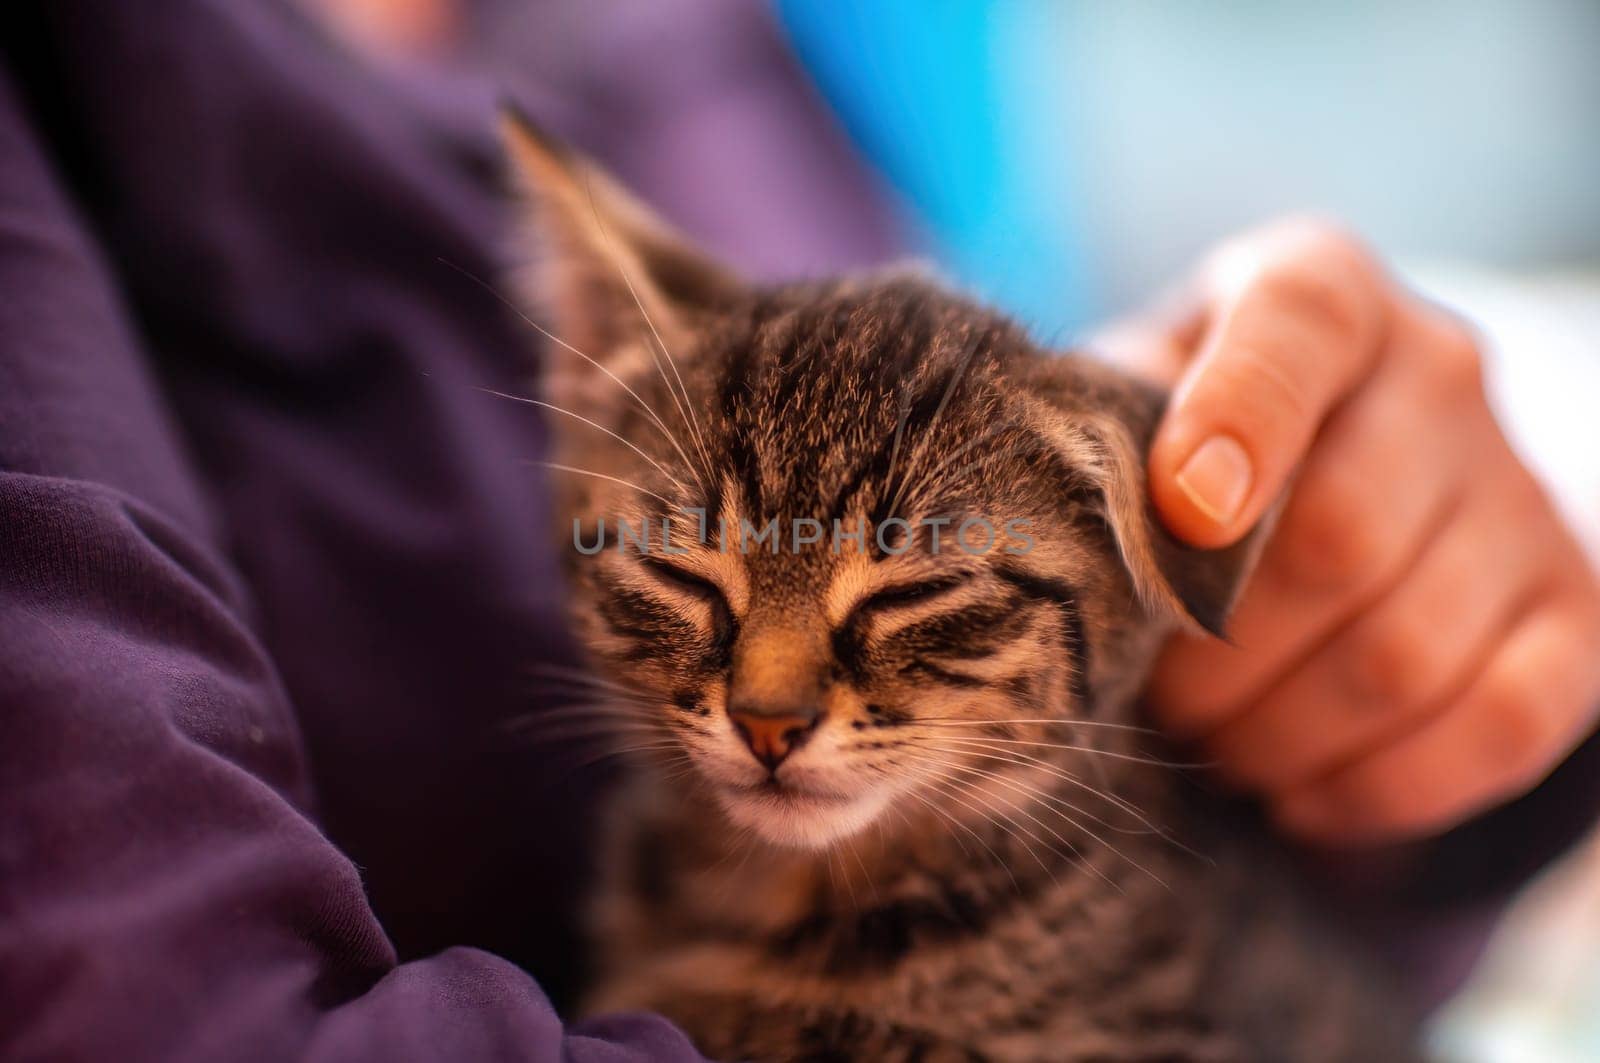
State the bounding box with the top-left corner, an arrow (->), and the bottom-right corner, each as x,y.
1101,218 -> 1600,845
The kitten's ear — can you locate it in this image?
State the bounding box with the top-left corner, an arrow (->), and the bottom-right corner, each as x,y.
499,106 -> 742,370
1029,357 -> 1276,638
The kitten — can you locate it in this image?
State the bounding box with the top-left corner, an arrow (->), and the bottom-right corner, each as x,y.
503,114 -> 1421,1063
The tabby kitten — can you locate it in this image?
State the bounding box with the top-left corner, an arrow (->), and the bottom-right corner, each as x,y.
504,115 -> 1420,1062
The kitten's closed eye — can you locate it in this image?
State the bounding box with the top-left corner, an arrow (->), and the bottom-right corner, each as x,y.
640,558 -> 735,661
858,573 -> 973,613
640,558 -> 725,603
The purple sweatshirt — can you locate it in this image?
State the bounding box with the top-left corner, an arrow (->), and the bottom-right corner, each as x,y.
0,1 -> 896,1058
0,1 -> 1593,1060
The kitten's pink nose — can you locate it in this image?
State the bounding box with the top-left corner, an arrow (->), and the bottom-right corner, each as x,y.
728,707 -> 819,771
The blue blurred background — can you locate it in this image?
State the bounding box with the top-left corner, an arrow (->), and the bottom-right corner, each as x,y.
776,0 -> 1600,337
768,0 -> 1600,581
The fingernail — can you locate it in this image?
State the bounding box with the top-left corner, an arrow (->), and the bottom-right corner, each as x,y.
1174,435 -> 1252,526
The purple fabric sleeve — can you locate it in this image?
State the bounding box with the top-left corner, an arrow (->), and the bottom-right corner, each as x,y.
0,1 -> 709,1058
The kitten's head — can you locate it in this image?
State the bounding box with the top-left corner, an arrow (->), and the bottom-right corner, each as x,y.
505,113 -> 1265,849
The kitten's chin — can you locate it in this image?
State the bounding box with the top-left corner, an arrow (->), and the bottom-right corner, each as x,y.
714,783 -> 891,850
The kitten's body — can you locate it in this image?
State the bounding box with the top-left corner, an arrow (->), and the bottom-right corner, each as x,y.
590,750 -> 1407,1062
503,116 -> 1420,1062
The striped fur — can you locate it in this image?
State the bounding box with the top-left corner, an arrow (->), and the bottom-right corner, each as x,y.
506,116 -> 1420,1062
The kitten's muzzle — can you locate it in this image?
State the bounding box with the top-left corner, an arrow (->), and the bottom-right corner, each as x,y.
727,705 -> 819,771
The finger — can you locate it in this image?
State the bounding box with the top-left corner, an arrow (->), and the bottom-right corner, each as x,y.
1088,285 -> 1208,386
1150,220 -> 1388,549
1275,590 -> 1600,844
1148,334 -> 1474,735
1206,460 -> 1551,792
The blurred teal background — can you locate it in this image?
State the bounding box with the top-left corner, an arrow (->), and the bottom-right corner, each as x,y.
775,0 -> 1600,337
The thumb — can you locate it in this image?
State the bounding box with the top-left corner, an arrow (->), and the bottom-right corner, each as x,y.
1147,223 -> 1385,549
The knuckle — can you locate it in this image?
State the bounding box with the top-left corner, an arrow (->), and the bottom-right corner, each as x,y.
1349,613 -> 1448,710
1339,776 -> 1408,832
1271,475 -> 1395,589
1397,791 -> 1469,841
1420,315 -> 1486,398
1283,216 -> 1370,262
1211,350 -> 1316,431
1577,586 -> 1600,637
1507,471 -> 1556,523
1475,675 -> 1556,785
1251,255 -> 1375,352
1151,682 -> 1239,737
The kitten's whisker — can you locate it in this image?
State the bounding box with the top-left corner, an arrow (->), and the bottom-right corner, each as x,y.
498,705 -> 657,743
916,754 -> 1167,894
507,692 -> 667,741
603,740 -> 684,756
906,752 -> 1116,893
502,705 -> 648,730
934,733 -> 1212,771
521,701 -> 655,720
881,392 -> 914,520
524,664 -> 659,701
886,326 -> 990,518
916,717 -> 1167,738
925,739 -> 1210,865
525,662 -> 616,683
921,772 -> 1044,875
708,825 -> 760,894
583,182 -> 717,493
521,688 -> 662,714
657,760 -> 701,786
474,387 -> 689,492
579,742 -> 685,769
896,785 -> 948,844
528,460 -> 679,508
542,745 -> 689,793
521,720 -> 659,745
513,712 -> 652,734
830,845 -> 860,911
915,764 -> 1058,884
901,786 -> 1014,891
821,840 -> 840,898
524,701 -> 662,725
923,739 -> 1174,835
436,257 -> 704,484
840,836 -> 877,904
893,418 -> 1010,515
523,694 -> 658,713
913,740 -> 1155,838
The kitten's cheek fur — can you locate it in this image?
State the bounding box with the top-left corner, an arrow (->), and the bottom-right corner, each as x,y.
714,784 -> 893,849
